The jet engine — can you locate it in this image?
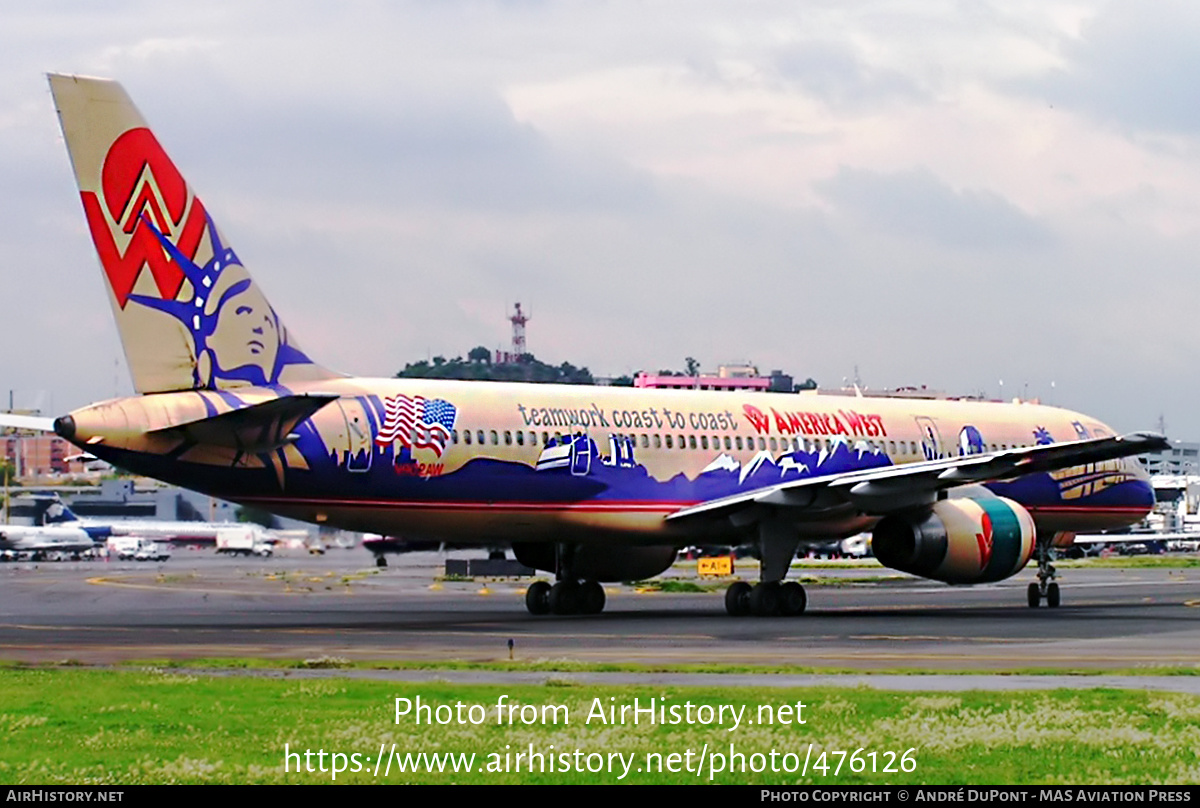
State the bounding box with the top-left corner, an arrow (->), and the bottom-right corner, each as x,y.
872,497 -> 1036,584
513,542 -> 677,582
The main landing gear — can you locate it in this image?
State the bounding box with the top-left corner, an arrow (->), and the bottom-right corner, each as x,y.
1027,537 -> 1061,608
524,544 -> 606,616
525,579 -> 606,616
724,580 -> 807,617
725,520 -> 807,617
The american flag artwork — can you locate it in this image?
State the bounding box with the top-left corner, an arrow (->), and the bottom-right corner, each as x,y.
375,394 -> 458,457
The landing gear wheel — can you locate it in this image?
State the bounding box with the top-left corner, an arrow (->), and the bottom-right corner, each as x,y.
1031,537 -> 1060,610
1027,582 -> 1041,608
749,582 -> 781,616
579,580 -> 606,614
725,581 -> 752,616
548,581 -> 579,615
779,582 -> 807,616
525,581 -> 551,615
375,555 -> 387,568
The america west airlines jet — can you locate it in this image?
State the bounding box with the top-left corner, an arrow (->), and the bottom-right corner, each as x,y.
6,74 -> 1166,617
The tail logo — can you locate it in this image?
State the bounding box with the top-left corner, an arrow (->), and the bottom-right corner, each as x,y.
80,127 -> 206,308
79,126 -> 315,389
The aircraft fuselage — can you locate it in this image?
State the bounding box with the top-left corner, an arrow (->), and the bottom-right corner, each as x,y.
56,379 -> 1155,546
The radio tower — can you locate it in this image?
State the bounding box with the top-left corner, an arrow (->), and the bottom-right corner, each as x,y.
509,302 -> 529,360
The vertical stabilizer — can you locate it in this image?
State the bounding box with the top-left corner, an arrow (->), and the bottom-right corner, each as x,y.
48,74 -> 337,393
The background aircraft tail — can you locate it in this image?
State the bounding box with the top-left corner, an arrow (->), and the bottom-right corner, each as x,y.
29,495 -> 79,526
48,74 -> 338,394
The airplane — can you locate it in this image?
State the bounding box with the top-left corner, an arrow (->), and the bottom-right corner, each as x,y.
21,493 -> 274,552
0,73 -> 1168,616
0,496 -> 108,559
0,524 -> 99,560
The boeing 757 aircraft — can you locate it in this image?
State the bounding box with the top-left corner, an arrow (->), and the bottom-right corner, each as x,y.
2,74 -> 1166,616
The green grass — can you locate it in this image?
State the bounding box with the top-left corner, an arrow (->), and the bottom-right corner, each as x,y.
71,656 -> 1200,677
0,669 -> 1197,784
1057,555 -> 1200,568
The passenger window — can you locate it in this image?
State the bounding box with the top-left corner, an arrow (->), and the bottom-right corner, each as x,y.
724,436 -> 731,451
516,431 -> 524,446
688,435 -> 697,449
490,431 -> 499,445
451,430 -> 459,444
464,430 -> 472,445
701,436 -> 709,450
678,435 -> 685,449
759,438 -> 766,451
769,438 -> 777,451
666,435 -> 674,449
504,431 -> 512,445
529,431 -> 537,446
641,434 -> 649,448
477,430 -> 485,445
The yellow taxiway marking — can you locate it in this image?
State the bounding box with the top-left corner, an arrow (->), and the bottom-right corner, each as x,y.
84,576 -> 339,597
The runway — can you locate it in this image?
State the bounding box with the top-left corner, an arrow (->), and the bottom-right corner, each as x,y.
0,552 -> 1197,672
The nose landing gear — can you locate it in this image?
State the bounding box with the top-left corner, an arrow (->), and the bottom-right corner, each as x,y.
1027,539 -> 1060,608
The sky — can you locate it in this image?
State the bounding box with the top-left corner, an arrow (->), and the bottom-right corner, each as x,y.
1,1 -> 1198,437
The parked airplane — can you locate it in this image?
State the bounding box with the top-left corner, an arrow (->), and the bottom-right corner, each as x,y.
28,493 -> 273,551
2,74 -> 1166,615
0,496 -> 107,559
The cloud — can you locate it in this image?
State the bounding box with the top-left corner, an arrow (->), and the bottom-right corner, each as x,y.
815,166 -> 1054,251
1032,2 -> 1200,135
771,39 -> 923,109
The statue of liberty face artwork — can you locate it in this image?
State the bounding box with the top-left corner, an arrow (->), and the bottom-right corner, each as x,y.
129,215 -> 309,389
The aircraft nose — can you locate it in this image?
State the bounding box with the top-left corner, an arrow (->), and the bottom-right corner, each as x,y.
54,415 -> 76,441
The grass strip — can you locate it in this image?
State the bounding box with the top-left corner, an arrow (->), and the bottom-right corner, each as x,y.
0,669 -> 1197,784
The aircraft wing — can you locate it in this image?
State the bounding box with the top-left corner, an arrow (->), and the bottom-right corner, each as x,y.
666,431 -> 1168,523
0,413 -> 55,432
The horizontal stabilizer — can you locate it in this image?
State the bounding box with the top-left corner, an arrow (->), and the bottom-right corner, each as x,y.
0,414 -> 55,432
148,393 -> 339,455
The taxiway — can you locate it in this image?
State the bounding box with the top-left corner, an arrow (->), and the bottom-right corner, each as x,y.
0,553 -> 1196,672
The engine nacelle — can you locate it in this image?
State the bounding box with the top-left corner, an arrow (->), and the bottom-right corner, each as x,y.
872,497 -> 1036,584
512,543 -> 677,582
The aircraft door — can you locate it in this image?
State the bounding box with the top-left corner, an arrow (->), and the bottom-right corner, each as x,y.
570,432 -> 592,476
335,398 -> 374,472
914,416 -> 944,461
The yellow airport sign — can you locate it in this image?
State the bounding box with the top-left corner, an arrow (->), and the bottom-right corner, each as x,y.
698,556 -> 734,577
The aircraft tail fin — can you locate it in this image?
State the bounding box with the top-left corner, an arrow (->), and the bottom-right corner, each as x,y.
47,74 -> 339,394
29,495 -> 79,526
